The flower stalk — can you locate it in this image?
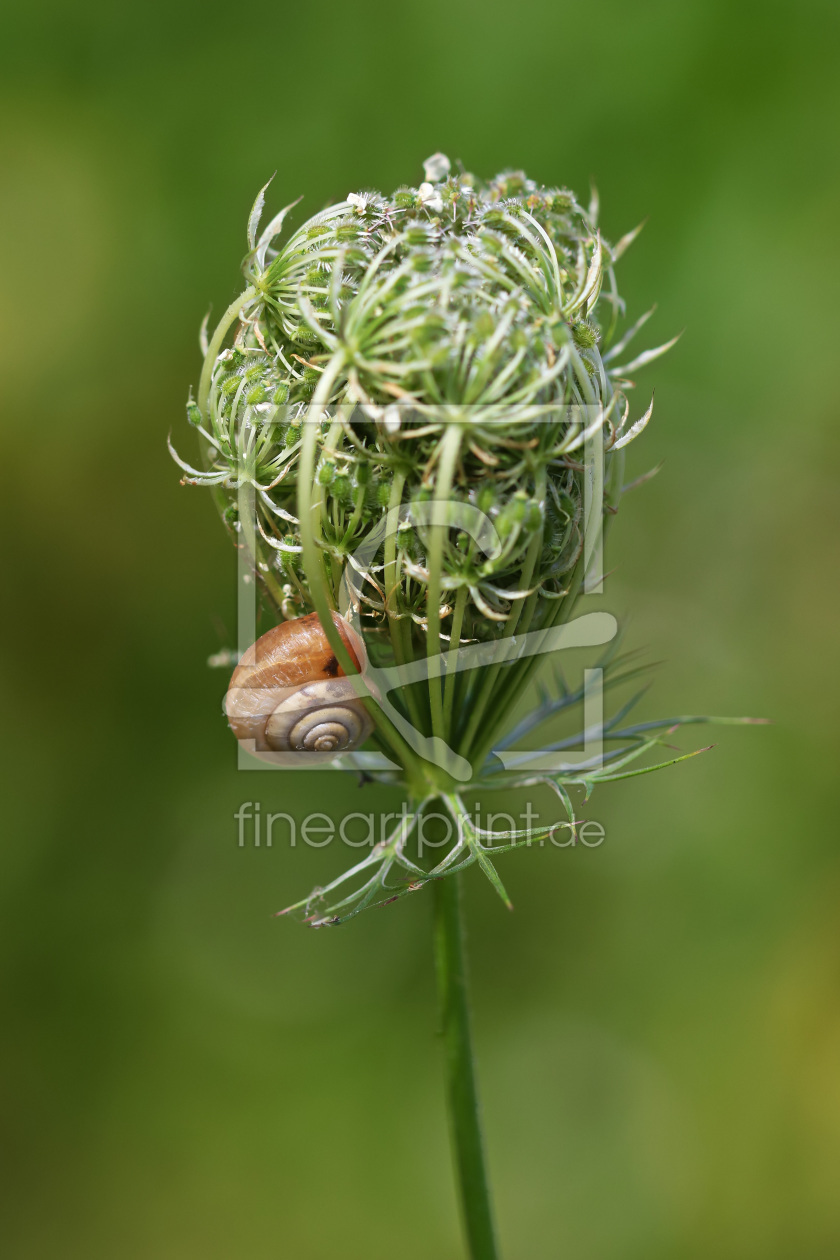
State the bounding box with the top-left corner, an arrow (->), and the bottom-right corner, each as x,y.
434,873 -> 499,1260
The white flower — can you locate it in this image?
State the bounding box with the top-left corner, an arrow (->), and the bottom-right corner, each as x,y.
423,152 -> 451,182
418,182 -> 444,213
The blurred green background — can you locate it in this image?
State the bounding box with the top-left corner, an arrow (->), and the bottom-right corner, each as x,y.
2,1 -> 839,1256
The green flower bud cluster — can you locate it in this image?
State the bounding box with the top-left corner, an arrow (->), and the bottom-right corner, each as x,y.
174,155 -> 674,772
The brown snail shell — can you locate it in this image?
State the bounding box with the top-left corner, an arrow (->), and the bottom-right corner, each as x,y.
225,612 -> 374,754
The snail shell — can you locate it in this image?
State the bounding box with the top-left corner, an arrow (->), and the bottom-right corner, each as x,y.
225,612 -> 374,755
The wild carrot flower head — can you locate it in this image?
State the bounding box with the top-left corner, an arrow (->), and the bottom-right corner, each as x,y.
173,155 -> 706,923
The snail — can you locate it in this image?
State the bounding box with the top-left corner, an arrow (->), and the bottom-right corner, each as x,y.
225,612 -> 374,756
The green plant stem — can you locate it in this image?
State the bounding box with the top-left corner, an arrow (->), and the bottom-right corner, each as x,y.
433,874 -> 500,1260
384,473 -> 428,736
428,422 -> 463,740
443,585 -> 468,727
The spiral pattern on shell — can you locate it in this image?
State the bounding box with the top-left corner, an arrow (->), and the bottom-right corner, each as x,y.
263,679 -> 373,753
224,612 -> 374,757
